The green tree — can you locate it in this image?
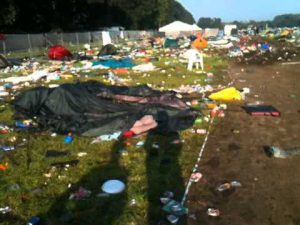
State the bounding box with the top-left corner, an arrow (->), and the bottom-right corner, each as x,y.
0,0 -> 17,27
197,17 -> 222,29
167,0 -> 195,24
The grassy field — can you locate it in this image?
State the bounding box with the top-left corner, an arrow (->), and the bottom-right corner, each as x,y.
0,50 -> 227,225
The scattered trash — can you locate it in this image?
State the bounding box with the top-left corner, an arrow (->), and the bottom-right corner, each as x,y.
166,214 -> 179,224
15,120 -> 32,128
129,199 -> 137,206
77,152 -> 87,157
118,148 -> 128,156
136,141 -> 145,147
243,105 -> 280,116
209,87 -> 242,101
162,199 -> 188,217
264,146 -> 300,159
101,179 -> 125,194
207,208 -> 220,217
27,216 -> 41,225
69,187 -> 91,200
64,132 -> 74,144
190,172 -> 202,182
0,206 -> 11,214
91,131 -> 122,144
152,143 -> 160,149
170,139 -> 184,144
0,162 -> 8,171
96,193 -> 110,198
232,129 -> 240,134
194,118 -> 203,124
160,191 -> 174,204
1,145 -> 15,151
217,181 -> 242,192
196,129 -> 207,135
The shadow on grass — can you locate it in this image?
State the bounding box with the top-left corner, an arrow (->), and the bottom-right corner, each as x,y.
145,131 -> 187,225
42,130 -> 187,225
42,139 -> 128,225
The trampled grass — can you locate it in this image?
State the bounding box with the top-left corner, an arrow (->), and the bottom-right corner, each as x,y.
0,53 -> 226,225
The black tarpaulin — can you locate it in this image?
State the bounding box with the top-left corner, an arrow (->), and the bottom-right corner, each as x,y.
13,81 -> 198,136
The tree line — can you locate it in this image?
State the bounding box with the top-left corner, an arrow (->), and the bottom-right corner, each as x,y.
197,14 -> 300,29
0,0 -> 195,33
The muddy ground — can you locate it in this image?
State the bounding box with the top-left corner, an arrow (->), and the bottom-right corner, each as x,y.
187,61 -> 300,225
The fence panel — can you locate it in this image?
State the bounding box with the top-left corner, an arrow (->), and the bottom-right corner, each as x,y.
4,34 -> 29,52
0,30 -> 165,54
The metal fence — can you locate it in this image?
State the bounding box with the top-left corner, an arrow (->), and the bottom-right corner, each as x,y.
0,30 -> 163,54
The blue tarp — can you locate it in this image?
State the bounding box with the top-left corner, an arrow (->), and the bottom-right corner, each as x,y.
92,58 -> 135,68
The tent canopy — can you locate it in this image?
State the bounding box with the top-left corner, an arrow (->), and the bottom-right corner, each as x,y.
159,21 -> 202,32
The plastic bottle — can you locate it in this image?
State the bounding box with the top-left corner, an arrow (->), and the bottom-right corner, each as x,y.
27,216 -> 40,225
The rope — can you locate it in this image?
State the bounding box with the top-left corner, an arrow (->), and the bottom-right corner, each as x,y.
181,115 -> 215,205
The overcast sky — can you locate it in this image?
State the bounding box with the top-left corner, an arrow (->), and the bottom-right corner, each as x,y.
177,0 -> 300,22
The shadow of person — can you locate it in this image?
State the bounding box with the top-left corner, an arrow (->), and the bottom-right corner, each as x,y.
0,212 -> 26,225
144,130 -> 187,225
43,139 -> 128,225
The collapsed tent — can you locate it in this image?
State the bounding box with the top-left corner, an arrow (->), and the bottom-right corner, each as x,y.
13,81 -> 198,136
48,45 -> 72,60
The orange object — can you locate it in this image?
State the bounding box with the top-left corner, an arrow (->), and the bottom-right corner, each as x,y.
192,33 -> 208,50
111,68 -> 128,75
0,162 -> 8,171
206,103 -> 217,109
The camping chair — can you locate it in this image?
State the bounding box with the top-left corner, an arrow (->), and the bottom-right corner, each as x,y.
187,49 -> 204,71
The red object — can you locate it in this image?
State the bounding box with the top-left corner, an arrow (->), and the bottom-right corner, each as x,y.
0,162 -> 8,171
250,111 -> 280,116
122,130 -> 134,138
0,33 -> 5,40
48,45 -> 72,60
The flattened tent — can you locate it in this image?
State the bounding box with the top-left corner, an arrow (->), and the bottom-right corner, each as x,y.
13,81 -> 198,136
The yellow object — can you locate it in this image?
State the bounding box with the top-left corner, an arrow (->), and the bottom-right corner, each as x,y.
209,87 -> 241,101
280,30 -> 290,37
60,74 -> 73,79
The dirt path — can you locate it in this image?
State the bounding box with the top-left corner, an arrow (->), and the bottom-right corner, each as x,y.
187,62 -> 300,225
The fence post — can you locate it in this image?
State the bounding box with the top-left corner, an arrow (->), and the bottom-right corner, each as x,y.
76,32 -> 79,51
27,34 -> 32,56
88,32 -> 91,46
2,41 -> 6,55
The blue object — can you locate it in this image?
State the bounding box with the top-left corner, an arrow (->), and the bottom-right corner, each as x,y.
92,58 -> 134,69
64,135 -> 73,144
261,43 -> 269,50
27,216 -> 40,225
15,121 -> 27,128
1,146 -> 15,151
3,83 -> 13,89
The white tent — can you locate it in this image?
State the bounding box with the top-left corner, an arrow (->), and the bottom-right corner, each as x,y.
159,21 -> 201,32
191,24 -> 202,31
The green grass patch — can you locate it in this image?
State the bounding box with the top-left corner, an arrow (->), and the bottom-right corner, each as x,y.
0,53 -> 226,225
